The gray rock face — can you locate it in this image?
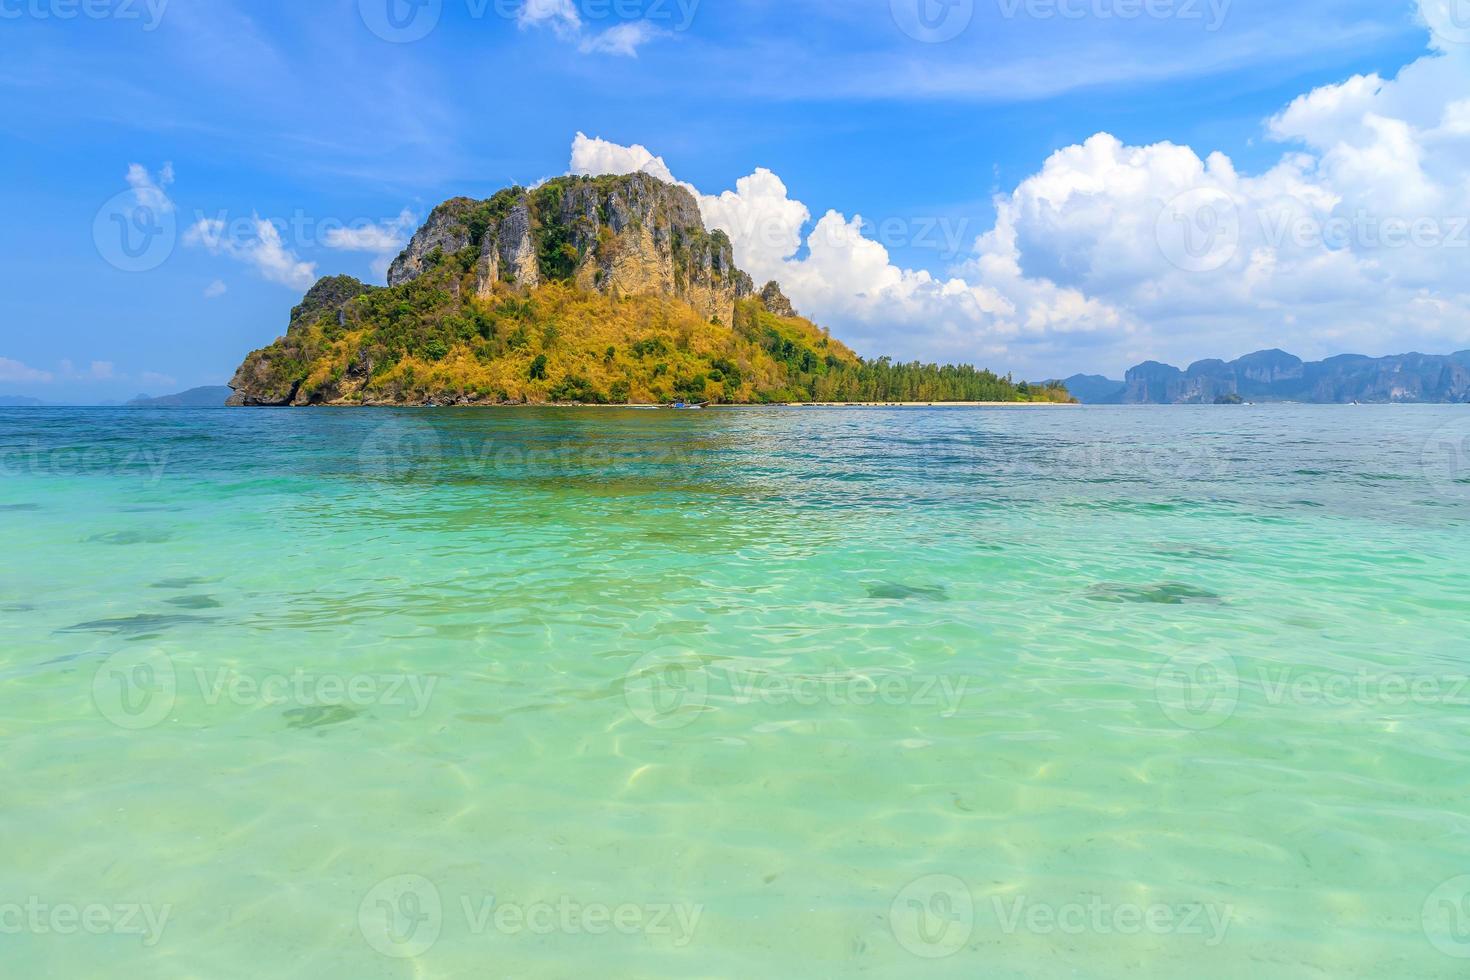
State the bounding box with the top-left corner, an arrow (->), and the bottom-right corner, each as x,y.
1080,349 -> 1470,403
758,280 -> 797,318
228,275 -> 376,406
492,203 -> 539,292
387,199 -> 475,286
385,173 -> 772,327
734,270 -> 755,300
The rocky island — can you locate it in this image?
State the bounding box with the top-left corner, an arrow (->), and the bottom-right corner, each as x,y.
227,173 -> 1071,406
1067,348 -> 1470,404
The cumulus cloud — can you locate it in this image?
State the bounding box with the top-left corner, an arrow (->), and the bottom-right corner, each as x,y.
0,357 -> 53,384
696,169 -> 810,284
568,3 -> 1470,373
568,135 -> 1131,366
570,132 -> 679,184
184,216 -> 317,291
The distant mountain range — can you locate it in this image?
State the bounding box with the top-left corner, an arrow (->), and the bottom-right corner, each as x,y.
0,387 -> 231,408
1066,350 -> 1470,404
127,386 -> 233,408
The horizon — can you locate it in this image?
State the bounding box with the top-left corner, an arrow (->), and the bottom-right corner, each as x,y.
10,343 -> 1470,406
4,0 -> 1469,401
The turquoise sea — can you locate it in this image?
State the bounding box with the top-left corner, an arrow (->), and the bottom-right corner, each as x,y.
2,405 -> 1469,977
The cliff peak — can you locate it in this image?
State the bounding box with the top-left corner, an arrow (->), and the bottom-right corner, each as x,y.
387,172 -> 744,325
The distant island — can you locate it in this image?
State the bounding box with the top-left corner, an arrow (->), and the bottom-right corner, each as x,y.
128,386 -> 233,408
1067,349 -> 1470,404
1,389 -> 231,408
227,174 -> 1072,407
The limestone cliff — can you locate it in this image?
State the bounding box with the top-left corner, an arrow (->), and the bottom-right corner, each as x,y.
1067,348 -> 1470,403
388,173 -> 742,326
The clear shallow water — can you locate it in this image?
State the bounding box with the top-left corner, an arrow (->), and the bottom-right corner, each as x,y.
2,405 -> 1469,977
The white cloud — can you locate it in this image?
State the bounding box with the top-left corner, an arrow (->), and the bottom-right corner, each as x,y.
520,0 -> 662,57
140,371 -> 178,390
126,162 -> 174,213
518,0 -> 581,37
322,209 -> 417,253
696,169 -> 810,284
319,209 -> 417,285
570,132 -> 679,184
0,357 -> 53,384
567,4 -> 1470,374
203,279 -> 228,299
569,134 -> 1129,365
579,22 -> 663,57
60,360 -> 116,381
185,216 -> 317,291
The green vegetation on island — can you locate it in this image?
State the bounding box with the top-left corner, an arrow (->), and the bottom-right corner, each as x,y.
228,174 -> 1072,407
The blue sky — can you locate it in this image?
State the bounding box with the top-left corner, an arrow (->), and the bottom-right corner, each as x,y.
0,0 -> 1460,401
